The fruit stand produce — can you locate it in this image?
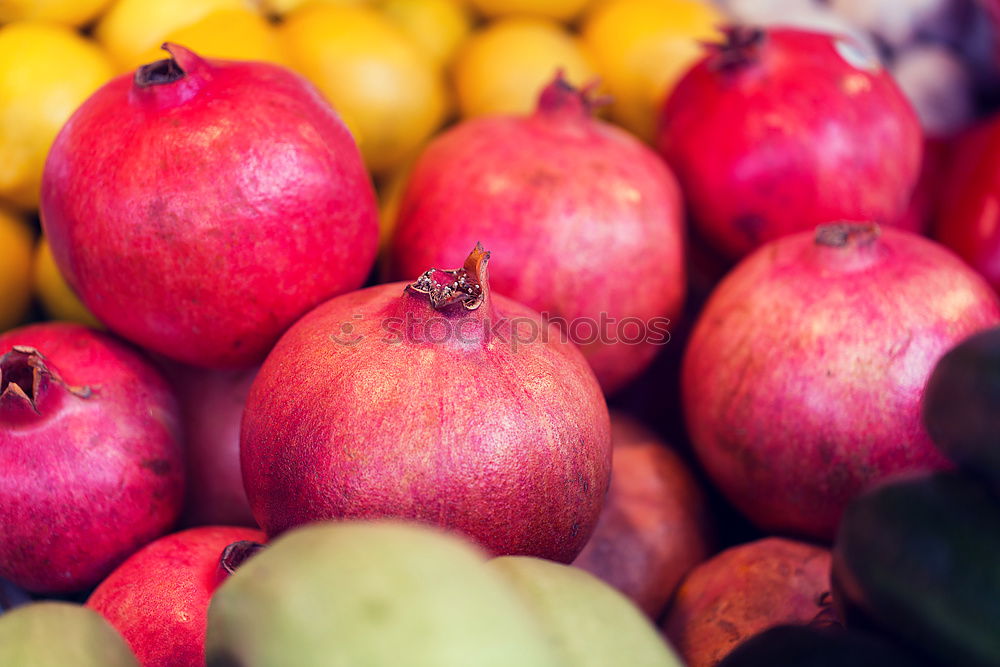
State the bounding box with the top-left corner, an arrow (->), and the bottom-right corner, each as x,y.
1,1 -> 1000,665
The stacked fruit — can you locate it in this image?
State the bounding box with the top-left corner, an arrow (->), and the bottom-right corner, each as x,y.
1,1 -> 1000,665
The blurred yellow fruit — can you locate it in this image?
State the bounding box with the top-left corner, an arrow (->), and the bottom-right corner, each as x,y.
582,0 -> 723,142
257,0 -> 371,17
0,22 -> 114,210
377,160 -> 414,256
379,0 -> 471,68
135,8 -> 290,67
0,0 -> 112,26
468,0 -> 593,22
96,0 -> 251,72
0,208 -> 33,332
454,17 -> 596,118
281,4 -> 448,174
33,237 -> 101,328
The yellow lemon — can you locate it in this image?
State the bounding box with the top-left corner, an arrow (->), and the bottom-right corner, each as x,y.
0,22 -> 114,211
96,0 -> 251,72
582,0 -> 723,142
135,8 -> 290,67
0,0 -> 112,26
453,17 -> 596,118
0,207 -> 33,332
379,0 -> 472,69
467,0 -> 593,22
33,237 -> 101,328
280,4 -> 448,174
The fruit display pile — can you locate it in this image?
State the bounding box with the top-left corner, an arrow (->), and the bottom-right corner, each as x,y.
2,0 -> 1000,665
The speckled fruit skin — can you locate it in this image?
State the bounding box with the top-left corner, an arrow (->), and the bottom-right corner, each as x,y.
87,526 -> 264,667
242,247 -> 611,563
389,77 -> 685,394
935,118 -> 1000,294
41,44 -> 378,368
573,413 -> 711,618
0,323 -> 184,594
664,537 -> 832,667
657,28 -> 923,259
683,224 -> 1000,541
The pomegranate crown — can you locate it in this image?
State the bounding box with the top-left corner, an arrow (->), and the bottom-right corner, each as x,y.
0,346 -> 90,414
536,70 -> 611,118
706,25 -> 767,72
406,243 -> 490,311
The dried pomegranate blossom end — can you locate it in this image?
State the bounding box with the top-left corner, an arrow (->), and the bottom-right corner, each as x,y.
134,57 -> 186,88
536,72 -> 612,118
406,244 -> 490,311
814,222 -> 881,248
218,540 -> 266,576
709,25 -> 767,72
0,346 -> 90,413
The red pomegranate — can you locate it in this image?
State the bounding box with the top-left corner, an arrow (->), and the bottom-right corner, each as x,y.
935,116 -> 1000,294
657,27 -> 923,259
87,526 -> 264,667
389,74 -> 685,394
242,245 -> 611,562
683,223 -> 1000,540
0,323 -> 184,594
664,537 -> 832,667
573,413 -> 712,617
41,43 -> 378,368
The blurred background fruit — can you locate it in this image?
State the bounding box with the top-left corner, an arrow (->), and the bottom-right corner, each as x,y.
0,21 -> 113,210
0,602 -> 139,666
379,0 -> 472,69
256,0 -> 373,17
468,0 -> 594,21
453,17 -> 596,118
280,4 -> 448,173
32,237 -> 101,328
582,0 -> 724,142
0,207 -> 33,332
134,8 -> 290,67
95,0 -> 249,72
0,0 -> 112,26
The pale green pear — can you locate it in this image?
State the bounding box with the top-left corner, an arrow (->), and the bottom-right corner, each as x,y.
0,602 -> 138,666
206,520 -> 566,667
489,556 -> 683,667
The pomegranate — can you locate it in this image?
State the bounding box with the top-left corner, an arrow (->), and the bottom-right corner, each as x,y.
0,323 -> 184,594
41,43 -> 378,368
87,526 -> 264,667
657,27 -> 923,259
388,74 -> 685,394
162,363 -> 258,528
573,412 -> 712,617
935,116 -> 1000,294
664,538 -> 831,667
683,223 -> 1000,541
242,245 -> 611,562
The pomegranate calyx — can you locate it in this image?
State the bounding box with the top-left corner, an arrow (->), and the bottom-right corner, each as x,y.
406,243 -> 490,311
134,43 -> 207,89
814,222 -> 881,248
537,71 -> 611,119
708,25 -> 767,72
0,346 -> 90,414
219,540 -> 266,576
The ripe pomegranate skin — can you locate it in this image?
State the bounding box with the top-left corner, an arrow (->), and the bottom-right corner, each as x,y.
389,75 -> 685,394
657,27 -> 923,259
87,526 -> 264,667
573,412 -> 712,618
161,363 -> 258,528
41,44 -> 378,368
682,224 -> 1000,541
0,323 -> 184,594
242,246 -> 611,563
935,117 -> 1000,294
664,538 -> 832,667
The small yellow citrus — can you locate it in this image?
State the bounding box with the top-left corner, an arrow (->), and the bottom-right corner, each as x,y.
256,0 -> 372,18
95,0 -> 252,72
0,208 -> 34,333
0,0 -> 113,26
33,237 -> 102,328
379,0 -> 472,69
0,22 -> 115,211
582,0 -> 724,142
453,17 -> 597,119
467,0 -> 594,22
280,4 -> 448,174
135,8 -> 290,67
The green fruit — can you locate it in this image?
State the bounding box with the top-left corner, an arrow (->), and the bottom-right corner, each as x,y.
0,602 -> 138,666
833,471 -> 1000,667
923,326 -> 1000,487
488,556 -> 682,667
206,521 -> 564,667
716,625 -> 929,667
